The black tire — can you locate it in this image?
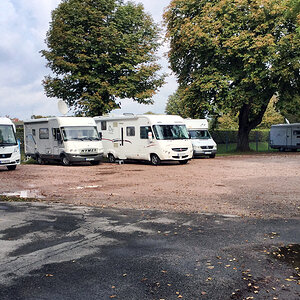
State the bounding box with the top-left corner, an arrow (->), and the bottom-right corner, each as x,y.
61,155 -> 71,166
179,159 -> 188,165
209,153 -> 216,158
36,155 -> 43,165
7,165 -> 17,171
90,160 -> 100,165
150,154 -> 161,166
108,153 -> 116,163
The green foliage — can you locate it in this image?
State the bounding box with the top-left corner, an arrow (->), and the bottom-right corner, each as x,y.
164,0 -> 300,151
42,0 -> 165,116
258,96 -> 285,128
165,90 -> 187,117
216,113 -> 239,130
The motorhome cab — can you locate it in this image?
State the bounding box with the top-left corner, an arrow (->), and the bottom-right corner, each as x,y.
0,117 -> 21,170
94,114 -> 193,165
270,123 -> 300,151
185,119 -> 217,158
24,117 -> 104,165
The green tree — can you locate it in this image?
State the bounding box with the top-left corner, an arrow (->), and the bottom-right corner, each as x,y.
165,89 -> 210,118
164,0 -> 300,151
41,0 -> 165,116
165,90 -> 187,117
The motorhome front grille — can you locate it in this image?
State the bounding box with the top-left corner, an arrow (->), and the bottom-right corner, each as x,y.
201,146 -> 213,150
80,149 -> 97,153
0,153 -> 12,158
172,155 -> 189,159
172,148 -> 188,152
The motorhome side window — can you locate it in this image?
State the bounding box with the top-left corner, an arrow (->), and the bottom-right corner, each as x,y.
126,126 -> 135,136
140,126 -> 152,139
101,121 -> 107,130
39,128 -> 49,139
32,129 -> 36,136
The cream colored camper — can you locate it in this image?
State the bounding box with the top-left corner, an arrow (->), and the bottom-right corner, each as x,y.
0,117 -> 21,170
94,114 -> 193,165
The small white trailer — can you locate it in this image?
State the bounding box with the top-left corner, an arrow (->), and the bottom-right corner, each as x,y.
24,117 -> 104,165
94,114 -> 193,165
0,117 -> 21,170
184,119 -> 217,158
270,123 -> 300,151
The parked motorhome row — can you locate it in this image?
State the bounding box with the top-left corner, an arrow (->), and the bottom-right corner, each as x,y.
24,117 -> 104,165
0,117 -> 21,170
2,114 -> 217,169
270,123 -> 300,151
94,114 -> 194,165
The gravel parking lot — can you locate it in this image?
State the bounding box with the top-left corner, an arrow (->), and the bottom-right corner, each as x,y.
0,153 -> 299,219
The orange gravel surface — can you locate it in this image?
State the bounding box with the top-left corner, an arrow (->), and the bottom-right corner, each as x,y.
0,153 -> 299,218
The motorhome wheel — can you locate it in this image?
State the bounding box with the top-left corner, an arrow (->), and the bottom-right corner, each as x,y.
7,165 -> 17,171
36,155 -> 43,165
209,154 -> 216,158
90,160 -> 100,165
151,154 -> 161,166
61,155 -> 71,166
108,154 -> 116,163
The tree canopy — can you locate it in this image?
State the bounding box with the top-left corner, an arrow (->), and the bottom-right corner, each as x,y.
41,0 -> 165,116
164,0 -> 300,151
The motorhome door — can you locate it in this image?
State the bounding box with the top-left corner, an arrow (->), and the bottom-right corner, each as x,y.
118,125 -> 126,159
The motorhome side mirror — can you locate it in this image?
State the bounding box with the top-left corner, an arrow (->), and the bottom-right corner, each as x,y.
99,132 -> 102,140
148,131 -> 153,142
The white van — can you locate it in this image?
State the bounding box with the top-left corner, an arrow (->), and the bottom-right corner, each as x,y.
185,119 -> 217,158
270,123 -> 300,151
94,114 -> 193,165
24,117 -> 104,165
0,117 -> 21,170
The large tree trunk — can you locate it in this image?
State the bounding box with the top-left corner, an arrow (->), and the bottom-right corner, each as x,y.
237,104 -> 251,151
236,101 -> 269,152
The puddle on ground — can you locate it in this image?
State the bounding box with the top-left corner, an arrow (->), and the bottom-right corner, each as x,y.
271,244 -> 300,269
0,190 -> 45,199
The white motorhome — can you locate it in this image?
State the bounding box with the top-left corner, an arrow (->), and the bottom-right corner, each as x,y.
24,117 -> 104,165
270,123 -> 300,151
184,119 -> 217,158
94,114 -> 193,165
0,117 -> 21,170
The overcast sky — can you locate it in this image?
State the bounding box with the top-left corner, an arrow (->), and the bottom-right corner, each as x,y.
0,0 -> 176,120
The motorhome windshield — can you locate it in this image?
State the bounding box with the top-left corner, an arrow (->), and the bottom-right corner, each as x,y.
189,129 -> 211,140
153,125 -> 189,140
61,126 -> 100,141
0,125 -> 17,146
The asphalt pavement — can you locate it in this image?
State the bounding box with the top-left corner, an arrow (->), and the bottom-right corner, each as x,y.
0,202 -> 299,300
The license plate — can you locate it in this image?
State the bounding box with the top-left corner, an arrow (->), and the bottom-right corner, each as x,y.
86,158 -> 94,161
204,152 -> 211,154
